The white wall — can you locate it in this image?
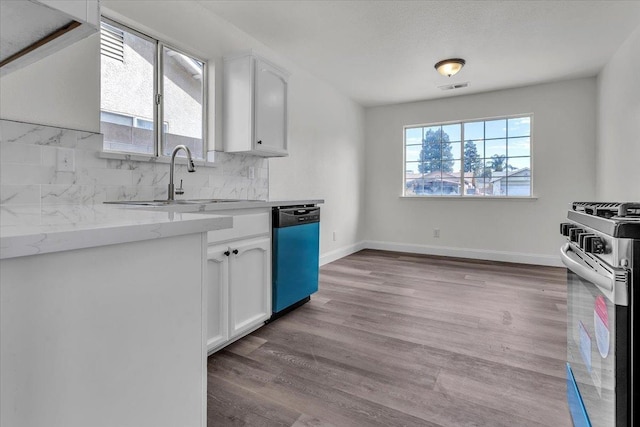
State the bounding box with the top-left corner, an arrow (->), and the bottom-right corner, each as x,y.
596,25 -> 640,201
0,1 -> 366,259
269,71 -> 365,261
364,78 -> 597,266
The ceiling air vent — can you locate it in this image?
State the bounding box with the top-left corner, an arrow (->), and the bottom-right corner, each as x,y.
439,82 -> 469,91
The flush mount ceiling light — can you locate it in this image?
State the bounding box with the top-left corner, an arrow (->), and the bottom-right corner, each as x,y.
434,58 -> 466,77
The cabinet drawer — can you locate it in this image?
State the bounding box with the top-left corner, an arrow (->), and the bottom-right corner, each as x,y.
207,212 -> 270,244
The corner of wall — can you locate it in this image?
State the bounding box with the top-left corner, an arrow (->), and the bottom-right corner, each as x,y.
595,24 -> 640,200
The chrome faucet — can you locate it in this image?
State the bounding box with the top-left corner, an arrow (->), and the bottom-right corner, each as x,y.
168,145 -> 196,200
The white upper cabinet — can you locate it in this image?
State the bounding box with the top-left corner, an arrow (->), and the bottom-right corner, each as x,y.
223,51 -> 289,157
0,0 -> 99,76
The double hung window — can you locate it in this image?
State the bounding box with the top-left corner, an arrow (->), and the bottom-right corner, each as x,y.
404,115 -> 532,197
100,19 -> 206,159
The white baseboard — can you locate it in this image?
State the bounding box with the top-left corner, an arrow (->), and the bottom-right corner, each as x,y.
363,240 -> 563,267
320,240 -> 563,267
319,241 -> 367,266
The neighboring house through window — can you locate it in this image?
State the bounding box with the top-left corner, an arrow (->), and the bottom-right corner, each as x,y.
100,19 -> 206,159
404,115 -> 532,197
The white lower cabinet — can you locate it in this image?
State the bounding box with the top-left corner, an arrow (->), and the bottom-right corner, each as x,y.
229,237 -> 271,339
0,233 -> 207,427
206,211 -> 271,354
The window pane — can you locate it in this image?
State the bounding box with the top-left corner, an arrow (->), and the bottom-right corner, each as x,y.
405,162 -> 421,175
405,145 -> 422,162
464,121 -> 484,140
506,180 -> 531,196
442,183 -> 460,195
507,137 -> 530,157
483,159 -> 495,178
464,139 -> 484,159
506,156 -> 530,171
405,178 -> 422,196
448,142 -> 462,160
161,47 -> 204,159
424,126 -> 441,142
485,139 -> 506,158
425,179 -> 443,195
442,124 -> 461,142
465,177 -> 484,196
451,160 -> 462,177
485,119 -> 507,139
425,160 -> 442,174
505,158 -> 531,196
508,117 -> 530,137
405,127 -> 422,145
490,176 -> 507,196
439,142 -> 455,172
101,23 -> 156,155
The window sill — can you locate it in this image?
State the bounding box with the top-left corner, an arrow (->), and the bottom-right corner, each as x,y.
99,150 -> 218,168
399,195 -> 538,201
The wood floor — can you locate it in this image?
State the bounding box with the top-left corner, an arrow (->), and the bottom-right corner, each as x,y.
207,249 -> 572,426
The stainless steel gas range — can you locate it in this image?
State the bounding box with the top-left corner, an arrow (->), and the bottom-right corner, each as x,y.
560,202 -> 639,427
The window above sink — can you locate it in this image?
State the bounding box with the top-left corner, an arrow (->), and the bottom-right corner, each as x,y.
100,18 -> 208,161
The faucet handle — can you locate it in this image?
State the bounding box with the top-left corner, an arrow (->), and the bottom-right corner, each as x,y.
175,179 -> 185,195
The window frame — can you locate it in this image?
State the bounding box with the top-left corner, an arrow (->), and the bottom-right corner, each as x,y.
402,113 -> 534,198
100,17 -> 208,160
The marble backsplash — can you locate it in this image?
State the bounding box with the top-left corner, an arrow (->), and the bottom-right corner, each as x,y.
0,119 -> 268,206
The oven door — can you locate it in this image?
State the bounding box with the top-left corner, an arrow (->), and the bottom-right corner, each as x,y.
562,244 -> 629,427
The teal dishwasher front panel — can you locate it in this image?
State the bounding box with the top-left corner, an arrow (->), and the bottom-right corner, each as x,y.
272,222 -> 319,313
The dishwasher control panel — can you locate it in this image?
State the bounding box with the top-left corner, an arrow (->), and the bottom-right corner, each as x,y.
273,206 -> 320,228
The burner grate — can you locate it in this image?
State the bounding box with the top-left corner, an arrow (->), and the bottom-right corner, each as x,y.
572,202 -> 640,218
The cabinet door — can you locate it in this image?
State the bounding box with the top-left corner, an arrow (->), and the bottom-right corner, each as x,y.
206,244 -> 229,353
228,237 -> 271,338
254,59 -> 287,155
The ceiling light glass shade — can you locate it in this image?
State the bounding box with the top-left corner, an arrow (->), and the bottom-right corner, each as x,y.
435,58 -> 466,77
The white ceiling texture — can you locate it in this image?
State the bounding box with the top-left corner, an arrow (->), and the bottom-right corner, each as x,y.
198,0 -> 640,107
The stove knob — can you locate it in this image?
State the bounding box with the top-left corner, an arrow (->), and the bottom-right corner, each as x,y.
584,236 -> 605,254
591,238 -> 605,254
578,233 -> 595,249
560,223 -> 576,236
569,228 -> 584,242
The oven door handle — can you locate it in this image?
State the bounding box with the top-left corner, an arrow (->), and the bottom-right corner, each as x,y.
561,243 -> 613,292
560,243 -> 628,306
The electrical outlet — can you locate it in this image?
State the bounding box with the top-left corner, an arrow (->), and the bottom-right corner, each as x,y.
433,228 -> 440,238
248,166 -> 255,179
56,147 -> 75,172
333,231 -> 337,241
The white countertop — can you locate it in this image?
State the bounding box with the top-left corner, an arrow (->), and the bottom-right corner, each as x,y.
109,199 -> 324,213
0,199 -> 323,259
0,204 -> 233,259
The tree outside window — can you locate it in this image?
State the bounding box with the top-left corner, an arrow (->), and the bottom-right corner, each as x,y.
404,116 -> 532,197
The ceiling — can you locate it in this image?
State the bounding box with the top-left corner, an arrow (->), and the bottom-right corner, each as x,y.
198,0 -> 640,107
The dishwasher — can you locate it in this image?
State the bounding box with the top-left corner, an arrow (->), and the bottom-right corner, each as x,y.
271,206 -> 320,318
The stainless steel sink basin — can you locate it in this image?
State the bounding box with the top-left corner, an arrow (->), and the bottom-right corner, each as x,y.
104,199 -> 250,206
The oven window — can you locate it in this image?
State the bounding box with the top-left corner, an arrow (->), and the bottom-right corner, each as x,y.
566,270 -> 616,426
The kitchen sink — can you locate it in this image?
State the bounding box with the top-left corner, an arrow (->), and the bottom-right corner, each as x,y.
104,199 -> 251,206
